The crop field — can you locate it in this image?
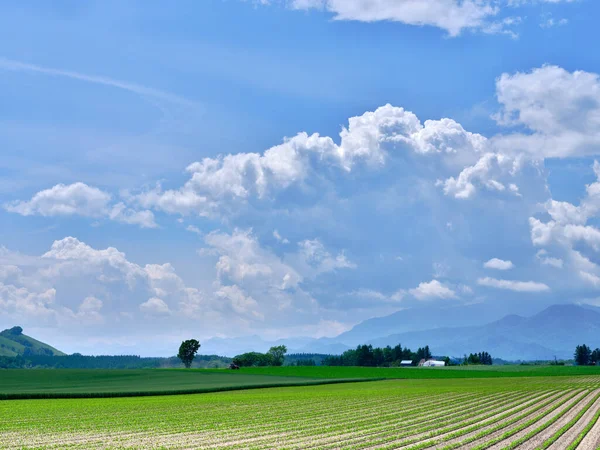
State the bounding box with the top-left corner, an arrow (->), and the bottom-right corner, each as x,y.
3,374 -> 600,449
239,365 -> 600,379
0,369 -> 367,399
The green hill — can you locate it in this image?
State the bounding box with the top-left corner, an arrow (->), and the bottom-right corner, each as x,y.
0,326 -> 65,357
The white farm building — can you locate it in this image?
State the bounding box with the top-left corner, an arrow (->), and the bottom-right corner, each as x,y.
421,359 -> 446,367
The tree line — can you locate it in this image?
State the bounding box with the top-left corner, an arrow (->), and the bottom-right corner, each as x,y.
574,345 -> 600,366
464,352 -> 493,365
232,345 -> 288,367
0,353 -> 232,369
322,344 -> 438,367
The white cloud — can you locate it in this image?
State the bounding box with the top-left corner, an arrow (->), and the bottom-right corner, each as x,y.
540,16 -> 568,28
285,0 -> 501,37
215,285 -> 263,319
258,0 -> 578,37
0,282 -> 57,320
133,104 -> 490,215
108,203 -> 157,229
186,225 -> 203,235
139,297 -> 171,316
535,250 -> 563,269
273,230 -> 290,244
297,239 -> 356,274
484,258 -> 514,270
477,277 -> 550,292
409,279 -> 457,300
5,183 -> 156,228
494,65 -> 600,159
6,183 -> 111,217
345,288 -> 405,303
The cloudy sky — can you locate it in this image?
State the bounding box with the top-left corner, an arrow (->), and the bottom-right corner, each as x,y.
1,0 -> 600,355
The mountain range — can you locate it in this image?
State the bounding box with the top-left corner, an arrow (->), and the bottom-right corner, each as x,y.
201,303 -> 600,361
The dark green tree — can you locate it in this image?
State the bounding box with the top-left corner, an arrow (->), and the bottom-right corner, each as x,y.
177,339 -> 201,368
592,348 -> 600,365
267,345 -> 287,366
575,344 -> 592,366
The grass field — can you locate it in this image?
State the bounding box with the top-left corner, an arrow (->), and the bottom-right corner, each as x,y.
238,364 -> 600,379
3,375 -> 600,449
0,369 -> 372,399
4,365 -> 600,400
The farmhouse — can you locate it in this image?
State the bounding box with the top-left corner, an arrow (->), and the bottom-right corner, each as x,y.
420,359 -> 446,367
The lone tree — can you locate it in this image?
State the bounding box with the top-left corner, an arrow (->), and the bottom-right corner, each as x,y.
178,339 -> 201,368
267,345 -> 287,366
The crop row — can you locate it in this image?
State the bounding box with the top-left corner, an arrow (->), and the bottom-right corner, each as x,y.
2,376 -> 600,449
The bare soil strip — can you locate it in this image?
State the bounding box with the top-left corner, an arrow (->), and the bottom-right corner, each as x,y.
359,392 -> 551,450
577,408 -> 600,449
280,391 -> 532,450
515,389 -> 600,450
482,390 -> 589,450
545,391 -> 600,450
459,390 -> 582,450
428,391 -> 564,450
211,391 -> 517,450
283,392 -> 529,450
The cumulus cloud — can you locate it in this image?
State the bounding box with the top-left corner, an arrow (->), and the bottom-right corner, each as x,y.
484,258 -> 514,270
131,104 -> 496,215
0,237 -> 265,339
493,65 -> 600,159
477,277 -> 550,292
139,297 -> 171,316
5,183 -> 156,228
409,279 -> 457,300
6,183 -> 111,217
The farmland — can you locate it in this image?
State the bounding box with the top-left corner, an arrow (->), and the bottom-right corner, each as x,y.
2,371 -> 600,448
0,369 -> 369,399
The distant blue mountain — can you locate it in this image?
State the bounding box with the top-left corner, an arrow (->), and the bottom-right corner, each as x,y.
201,303 -> 600,360
364,304 -> 600,360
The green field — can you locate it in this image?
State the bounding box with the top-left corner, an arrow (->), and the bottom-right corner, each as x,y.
0,369 -> 372,399
4,365 -> 600,400
3,375 -> 600,449
239,364 -> 600,379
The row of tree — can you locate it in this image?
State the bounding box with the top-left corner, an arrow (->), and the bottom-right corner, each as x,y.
232,345 -> 288,367
574,345 -> 600,366
322,344 -> 437,367
0,353 -> 232,369
464,352 -> 493,365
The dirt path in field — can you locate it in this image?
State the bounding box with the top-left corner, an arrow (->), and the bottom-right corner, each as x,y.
427,391 -> 564,449
478,390 -> 588,450
545,391 -> 600,450
577,410 -> 600,449
515,389 -> 600,450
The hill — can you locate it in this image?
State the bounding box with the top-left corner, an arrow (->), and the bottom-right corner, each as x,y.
0,326 -> 65,357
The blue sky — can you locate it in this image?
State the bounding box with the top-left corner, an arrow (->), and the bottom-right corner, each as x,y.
2,0 -> 600,355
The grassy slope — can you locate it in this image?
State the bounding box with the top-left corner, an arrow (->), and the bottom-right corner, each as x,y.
238,365 -> 600,379
0,369 -> 370,399
0,330 -> 65,356
0,336 -> 22,356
